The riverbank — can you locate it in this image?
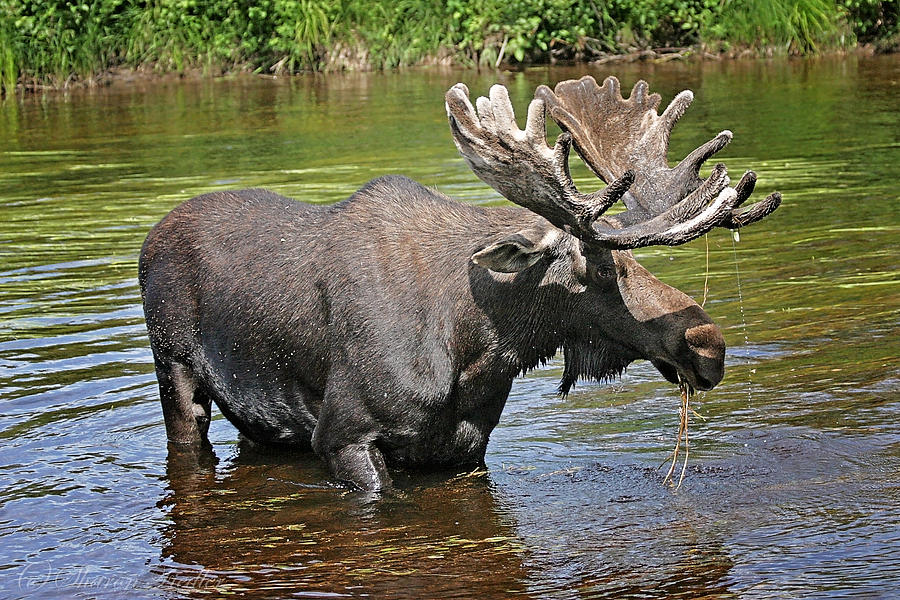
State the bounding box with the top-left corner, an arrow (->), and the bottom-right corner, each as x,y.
8,45 -> 889,96
1,0 -> 898,95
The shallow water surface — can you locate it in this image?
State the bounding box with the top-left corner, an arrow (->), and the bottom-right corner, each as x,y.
1,56 -> 898,599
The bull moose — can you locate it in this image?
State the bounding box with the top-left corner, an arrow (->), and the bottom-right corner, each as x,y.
139,76 -> 780,491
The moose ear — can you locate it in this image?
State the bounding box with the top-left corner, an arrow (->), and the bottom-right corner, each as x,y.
471,225 -> 561,273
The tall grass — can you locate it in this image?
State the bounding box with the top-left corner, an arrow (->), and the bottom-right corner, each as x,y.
714,0 -> 843,53
0,7 -> 18,94
270,0 -> 332,71
0,0 -> 895,95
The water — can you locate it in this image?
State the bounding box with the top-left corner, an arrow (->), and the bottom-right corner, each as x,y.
1,56 -> 898,599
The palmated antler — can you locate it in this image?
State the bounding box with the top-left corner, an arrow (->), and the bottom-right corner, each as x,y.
535,76 -> 781,234
445,83 -> 635,240
446,79 -> 780,250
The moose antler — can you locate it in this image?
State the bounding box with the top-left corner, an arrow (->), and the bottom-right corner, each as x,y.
445,83 -> 636,239
446,80 -> 779,250
535,75 -> 781,232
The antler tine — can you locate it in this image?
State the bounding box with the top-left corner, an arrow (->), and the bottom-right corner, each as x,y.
594,166 -> 741,248
537,75 -> 781,247
445,83 -> 634,241
719,171 -> 783,229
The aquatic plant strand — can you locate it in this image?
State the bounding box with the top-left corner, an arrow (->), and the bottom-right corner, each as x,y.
662,377 -> 694,489
701,233 -> 710,307
732,233 -> 754,403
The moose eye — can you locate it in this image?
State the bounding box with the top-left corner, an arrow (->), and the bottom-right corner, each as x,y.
596,265 -> 616,279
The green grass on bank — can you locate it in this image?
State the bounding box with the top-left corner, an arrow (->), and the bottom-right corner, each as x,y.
1,0 -> 898,93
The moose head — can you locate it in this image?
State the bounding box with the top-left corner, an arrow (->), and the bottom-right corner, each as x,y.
446,76 -> 781,394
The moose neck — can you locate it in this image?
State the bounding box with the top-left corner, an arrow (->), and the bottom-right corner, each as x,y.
468,239 -> 576,379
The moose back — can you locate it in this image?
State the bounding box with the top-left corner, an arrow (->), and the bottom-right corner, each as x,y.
139,76 -> 780,491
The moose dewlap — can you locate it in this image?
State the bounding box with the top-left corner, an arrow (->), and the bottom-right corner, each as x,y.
139,76 -> 781,491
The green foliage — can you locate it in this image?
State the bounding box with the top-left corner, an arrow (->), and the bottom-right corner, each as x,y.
2,0 -> 129,87
840,0 -> 899,45
444,0 -> 616,66
710,0 -> 844,53
338,0 -> 450,69
609,0 -> 720,47
268,0 -> 332,71
0,0 -> 896,93
0,2 -> 19,92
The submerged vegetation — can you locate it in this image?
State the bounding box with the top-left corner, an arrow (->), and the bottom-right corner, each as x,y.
1,0 -> 898,93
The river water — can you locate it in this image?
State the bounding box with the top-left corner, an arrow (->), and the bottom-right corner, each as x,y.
1,56 -> 898,599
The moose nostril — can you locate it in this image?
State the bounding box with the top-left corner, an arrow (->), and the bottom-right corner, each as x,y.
695,374 -> 715,392
685,323 -> 725,358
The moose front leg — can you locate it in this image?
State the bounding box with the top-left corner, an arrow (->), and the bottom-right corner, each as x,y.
323,442 -> 391,492
311,376 -> 392,492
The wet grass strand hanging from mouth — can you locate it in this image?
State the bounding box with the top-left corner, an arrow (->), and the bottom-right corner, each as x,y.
661,378 -> 695,490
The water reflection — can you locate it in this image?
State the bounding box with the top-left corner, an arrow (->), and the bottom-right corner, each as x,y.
158,441 -> 532,599
157,443 -> 753,599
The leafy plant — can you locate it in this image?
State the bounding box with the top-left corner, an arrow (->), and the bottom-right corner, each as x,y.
840,0 -> 899,45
